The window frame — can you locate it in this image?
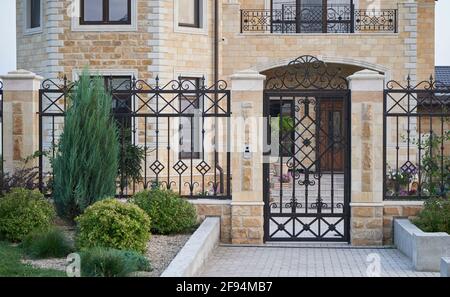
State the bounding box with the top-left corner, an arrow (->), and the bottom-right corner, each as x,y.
24,0 -> 43,35
80,0 -> 132,25
174,0 -> 207,34
178,76 -> 203,160
178,0 -> 201,28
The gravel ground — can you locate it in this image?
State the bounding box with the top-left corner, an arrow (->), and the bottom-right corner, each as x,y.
22,232 -> 192,277
22,258 -> 68,272
145,234 -> 191,277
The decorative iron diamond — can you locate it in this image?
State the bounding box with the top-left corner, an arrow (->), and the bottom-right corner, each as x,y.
401,161 -> 417,175
277,224 -> 285,231
150,160 -> 165,175
303,138 -> 311,146
196,161 -> 211,175
173,160 -> 188,175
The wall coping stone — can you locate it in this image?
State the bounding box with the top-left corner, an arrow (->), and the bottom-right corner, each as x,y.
161,217 -> 220,277
0,69 -> 43,81
231,201 -> 265,206
383,201 -> 424,206
189,199 -> 232,205
350,202 -> 384,207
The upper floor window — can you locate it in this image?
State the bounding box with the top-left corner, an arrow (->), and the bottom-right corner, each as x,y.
25,0 -> 41,32
80,0 -> 131,25
178,0 -> 201,28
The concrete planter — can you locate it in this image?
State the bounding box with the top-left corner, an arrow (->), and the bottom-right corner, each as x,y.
394,218 -> 450,272
161,217 -> 220,277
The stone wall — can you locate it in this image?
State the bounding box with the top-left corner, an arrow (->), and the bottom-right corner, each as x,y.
192,200 -> 232,243
231,204 -> 264,244
383,202 -> 424,245
16,0 -> 49,77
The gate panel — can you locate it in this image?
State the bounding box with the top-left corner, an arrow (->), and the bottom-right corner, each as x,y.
264,91 -> 350,241
263,56 -> 351,242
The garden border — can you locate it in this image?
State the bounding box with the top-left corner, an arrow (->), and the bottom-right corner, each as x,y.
161,217 -> 220,277
394,218 -> 450,272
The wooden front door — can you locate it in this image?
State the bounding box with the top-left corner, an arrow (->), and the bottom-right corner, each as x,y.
318,99 -> 345,172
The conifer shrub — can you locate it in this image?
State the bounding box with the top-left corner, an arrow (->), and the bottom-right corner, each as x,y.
52,72 -> 119,221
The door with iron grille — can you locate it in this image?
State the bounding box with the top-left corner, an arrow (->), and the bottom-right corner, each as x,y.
263,56 -> 351,242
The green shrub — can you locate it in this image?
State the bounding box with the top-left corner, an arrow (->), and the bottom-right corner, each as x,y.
52,71 -> 119,221
413,198 -> 450,234
21,227 -> 74,259
132,189 -> 197,235
0,188 -> 55,241
75,199 -> 151,253
80,247 -> 151,277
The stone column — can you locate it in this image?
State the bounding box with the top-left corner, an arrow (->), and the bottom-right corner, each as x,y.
347,69 -> 385,246
230,69 -> 266,244
0,70 -> 43,173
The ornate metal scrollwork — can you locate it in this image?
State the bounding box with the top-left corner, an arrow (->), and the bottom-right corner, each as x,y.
265,55 -> 349,90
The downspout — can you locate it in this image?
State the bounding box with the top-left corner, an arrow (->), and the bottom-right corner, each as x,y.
213,0 -> 224,194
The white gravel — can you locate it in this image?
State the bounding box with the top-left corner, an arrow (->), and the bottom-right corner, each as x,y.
146,234 -> 191,277
22,232 -> 192,277
22,258 -> 68,272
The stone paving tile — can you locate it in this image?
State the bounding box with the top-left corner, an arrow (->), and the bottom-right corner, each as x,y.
199,245 -> 440,277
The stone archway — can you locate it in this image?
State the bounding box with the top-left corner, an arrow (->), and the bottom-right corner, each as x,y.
229,56 -> 386,245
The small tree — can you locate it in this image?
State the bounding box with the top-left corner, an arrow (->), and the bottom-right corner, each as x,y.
53,71 -> 119,221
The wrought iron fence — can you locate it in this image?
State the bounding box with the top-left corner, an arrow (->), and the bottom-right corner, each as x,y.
383,76 -> 450,200
38,76 -> 231,199
240,5 -> 397,34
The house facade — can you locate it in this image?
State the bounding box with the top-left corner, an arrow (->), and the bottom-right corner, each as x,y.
12,0 -> 444,246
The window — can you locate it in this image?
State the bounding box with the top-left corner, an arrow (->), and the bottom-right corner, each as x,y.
90,76 -> 132,137
179,77 -> 202,159
178,0 -> 200,28
105,76 -> 133,132
81,0 -> 131,25
26,0 -> 41,31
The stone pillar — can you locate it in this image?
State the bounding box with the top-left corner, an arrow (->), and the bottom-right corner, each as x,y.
347,69 -> 385,246
0,70 -> 43,173
230,69 -> 266,244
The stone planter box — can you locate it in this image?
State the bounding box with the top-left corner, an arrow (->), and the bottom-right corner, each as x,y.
394,218 -> 450,272
161,217 -> 220,277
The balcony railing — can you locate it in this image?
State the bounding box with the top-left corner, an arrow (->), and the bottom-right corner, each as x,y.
240,4 -> 398,34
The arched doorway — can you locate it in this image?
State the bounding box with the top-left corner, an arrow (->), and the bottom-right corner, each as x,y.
263,55 -> 351,242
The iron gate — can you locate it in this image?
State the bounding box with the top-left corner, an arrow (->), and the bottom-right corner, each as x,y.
383,76 -> 450,200
38,76 -> 231,199
263,55 -> 351,242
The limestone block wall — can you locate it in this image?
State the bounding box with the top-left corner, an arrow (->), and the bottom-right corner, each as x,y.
192,201 -> 232,243
16,0 -> 50,78
151,0 -> 215,82
383,203 -> 424,245
223,0 -> 435,84
56,0 -> 153,81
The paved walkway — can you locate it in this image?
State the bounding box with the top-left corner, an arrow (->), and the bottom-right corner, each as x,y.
199,245 -> 439,277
